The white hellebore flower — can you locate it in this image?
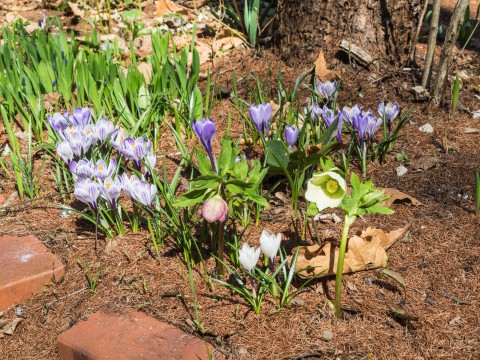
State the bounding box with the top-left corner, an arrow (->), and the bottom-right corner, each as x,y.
305,171 -> 346,212
260,230 -> 282,262
238,243 -> 261,274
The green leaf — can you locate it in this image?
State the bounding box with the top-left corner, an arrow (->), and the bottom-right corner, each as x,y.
307,202 -> 319,217
218,138 -> 236,176
381,269 -> 405,289
244,193 -> 268,207
226,179 -> 254,193
365,204 -> 394,215
197,150 -> 214,175
174,188 -> 209,207
233,158 -> 248,180
265,140 -> 289,168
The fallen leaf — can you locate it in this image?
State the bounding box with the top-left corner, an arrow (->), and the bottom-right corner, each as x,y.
292,225 -> 409,279
379,188 -> 421,207
155,0 -> 188,17
389,307 -> 419,321
68,2 -> 85,17
381,269 -> 406,288
137,62 -> 153,84
410,156 -> 441,171
213,29 -> 245,52
1,318 -> 21,335
314,51 -> 340,82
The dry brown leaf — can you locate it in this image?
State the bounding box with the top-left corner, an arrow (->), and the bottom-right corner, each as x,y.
379,187 -> 421,207
1,318 -> 21,335
410,156 -> 441,171
293,225 -> 409,279
155,0 -> 188,17
213,29 -> 245,52
137,62 -> 153,84
314,51 -> 340,82
68,2 -> 85,17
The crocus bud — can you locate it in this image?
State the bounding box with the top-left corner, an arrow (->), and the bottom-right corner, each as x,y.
249,102 -> 272,137
191,118 -> 217,173
378,102 -> 400,132
260,230 -> 282,262
202,195 -> 228,223
238,243 -> 261,274
284,125 -> 298,148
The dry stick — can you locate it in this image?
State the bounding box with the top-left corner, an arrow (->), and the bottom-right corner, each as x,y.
408,0 -> 430,65
421,0 -> 441,89
431,0 -> 470,105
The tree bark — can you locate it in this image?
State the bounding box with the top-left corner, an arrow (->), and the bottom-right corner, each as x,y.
431,0 -> 470,105
274,0 -> 423,67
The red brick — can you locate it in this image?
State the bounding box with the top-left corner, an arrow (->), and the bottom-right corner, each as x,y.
0,235 -> 64,311
57,311 -> 218,360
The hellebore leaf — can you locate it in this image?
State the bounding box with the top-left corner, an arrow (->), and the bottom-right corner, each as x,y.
233,158 -> 249,180
225,179 -> 254,194
244,193 -> 268,207
197,150 -> 214,175
365,204 -> 394,215
174,188 -> 209,207
218,138 -> 236,176
265,140 -> 289,168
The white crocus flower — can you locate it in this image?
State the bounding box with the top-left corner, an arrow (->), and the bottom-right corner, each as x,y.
238,243 -> 261,274
305,171 -> 346,212
260,230 -> 282,262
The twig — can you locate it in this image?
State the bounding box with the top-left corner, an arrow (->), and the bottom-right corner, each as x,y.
439,290 -> 469,304
422,0 -> 441,89
45,288 -> 87,308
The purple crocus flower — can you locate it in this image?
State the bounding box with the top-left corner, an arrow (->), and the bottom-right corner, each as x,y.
94,158 -> 117,180
249,102 -> 272,137
118,137 -> 152,171
317,81 -> 337,100
351,113 -> 369,147
378,102 -> 400,132
69,159 -> 94,179
120,173 -> 141,199
70,107 -> 92,127
144,152 -> 156,178
56,141 -> 74,164
336,115 -> 344,142
131,180 -> 157,207
191,118 -> 217,173
74,178 -> 101,214
341,105 -> 362,125
109,129 -> 127,150
48,113 -> 69,132
304,103 -> 322,124
284,124 -> 299,148
99,176 -> 121,209
322,105 -> 339,128
95,119 -> 116,142
366,116 -> 382,143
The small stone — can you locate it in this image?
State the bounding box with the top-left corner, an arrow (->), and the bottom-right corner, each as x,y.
411,86 -> 429,101
464,127 -> 479,133
363,276 -> 373,286
322,330 -> 333,341
60,209 -> 72,218
396,165 -> 408,177
471,111 -> 480,119
14,306 -> 25,317
419,123 -> 434,133
291,298 -> 304,306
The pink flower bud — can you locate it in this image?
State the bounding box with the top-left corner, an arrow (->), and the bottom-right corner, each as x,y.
202,195 -> 228,223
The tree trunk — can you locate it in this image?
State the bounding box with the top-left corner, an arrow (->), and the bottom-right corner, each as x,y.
274,0 -> 423,67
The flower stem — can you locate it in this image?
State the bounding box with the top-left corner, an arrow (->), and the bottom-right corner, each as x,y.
361,143 -> 367,178
132,204 -> 139,233
216,221 -> 225,276
334,215 -> 354,319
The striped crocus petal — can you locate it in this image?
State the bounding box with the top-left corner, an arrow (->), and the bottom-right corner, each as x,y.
132,181 -> 157,206
74,178 -> 100,213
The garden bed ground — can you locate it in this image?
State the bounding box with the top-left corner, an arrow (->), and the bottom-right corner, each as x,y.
1,3 -> 480,360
